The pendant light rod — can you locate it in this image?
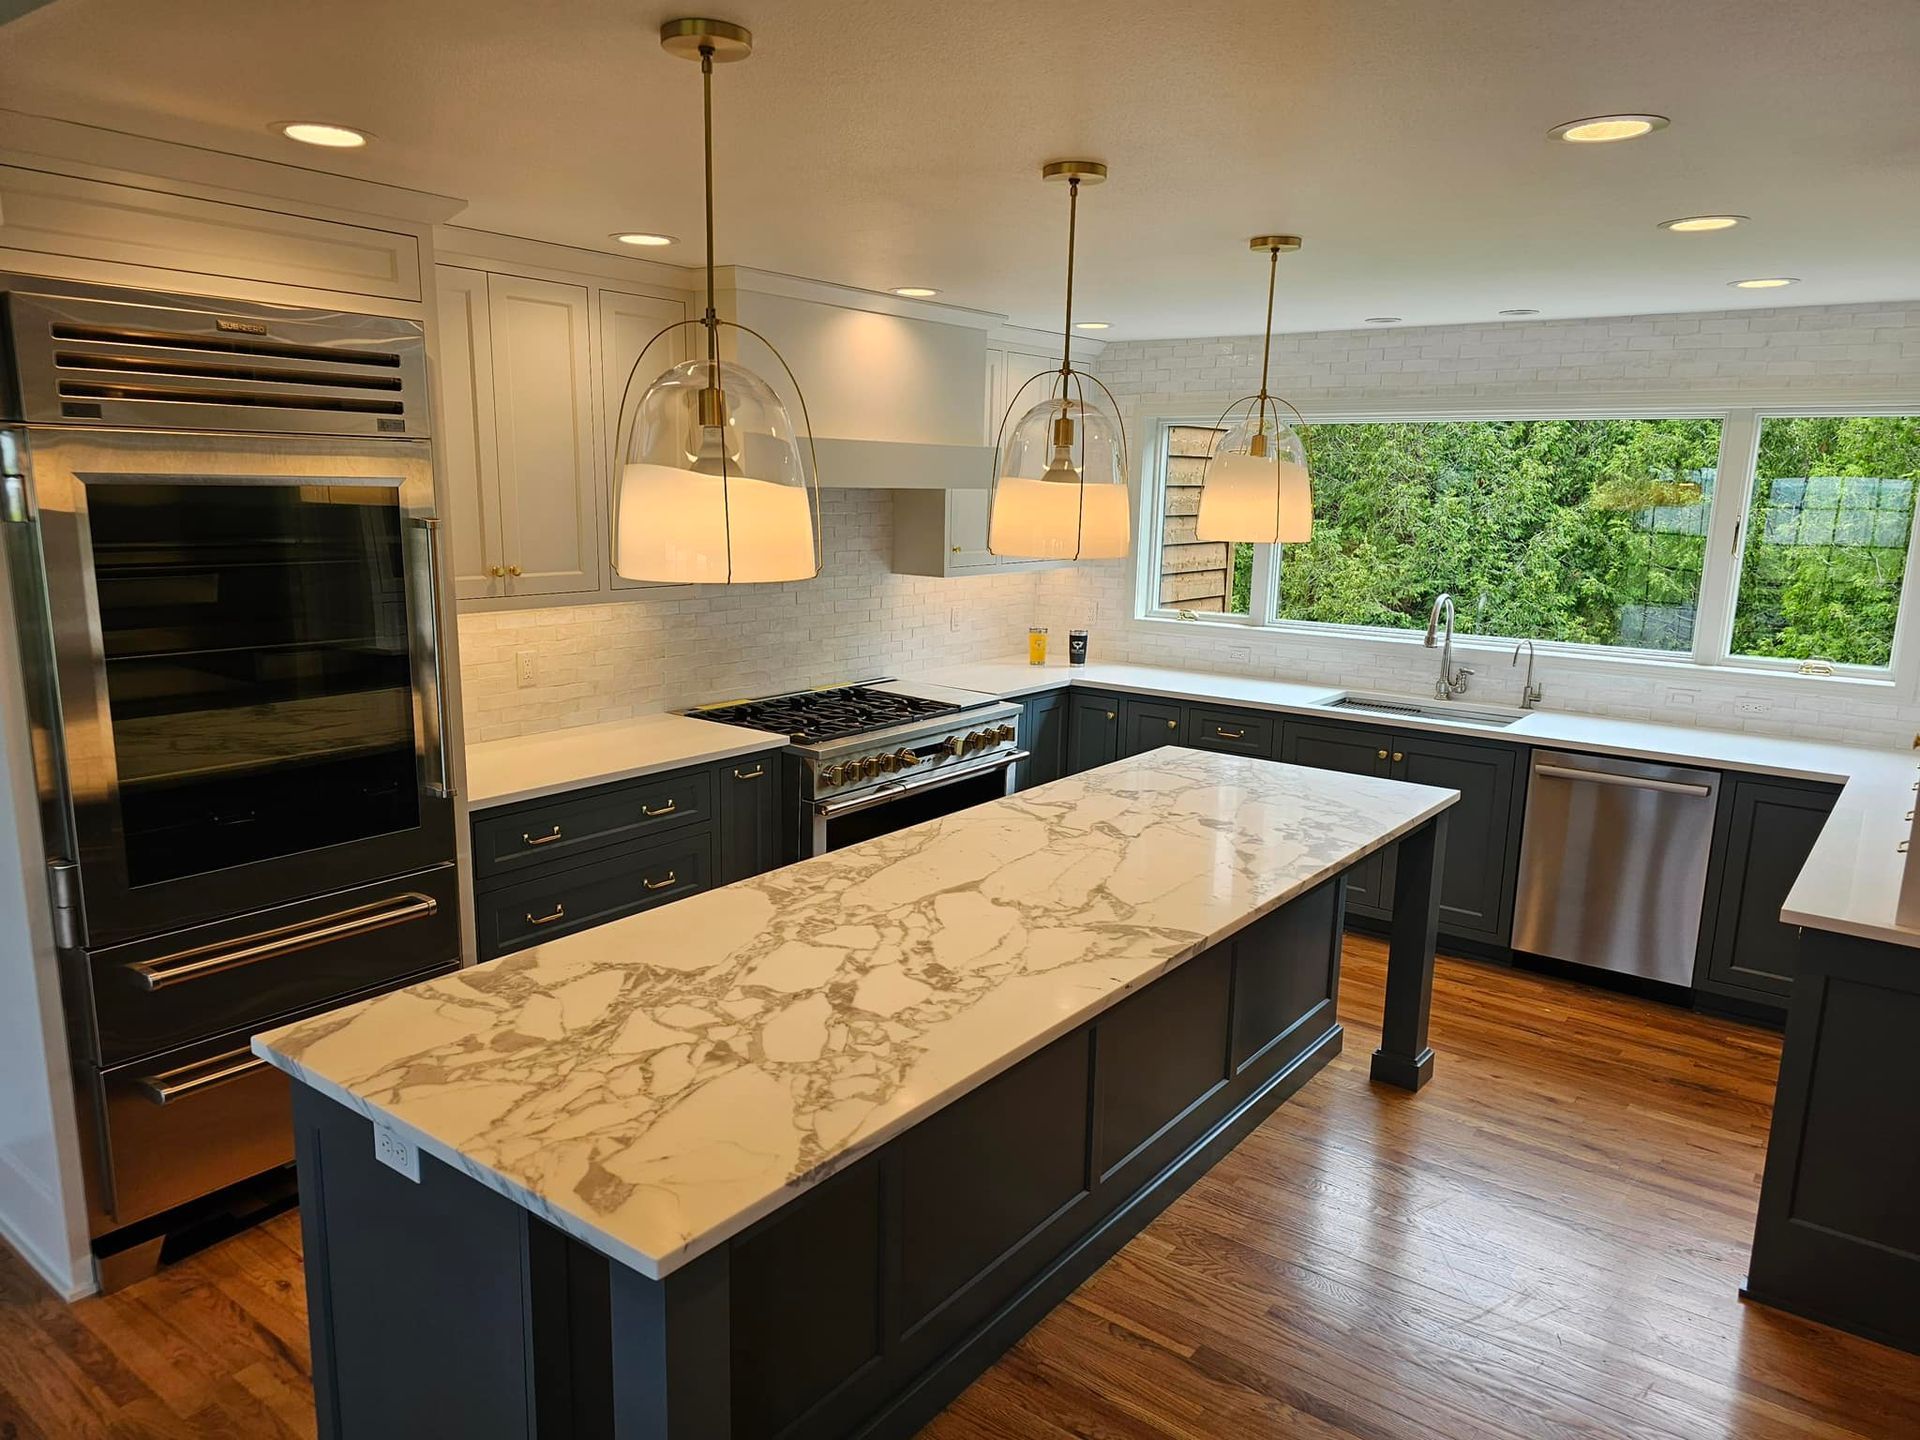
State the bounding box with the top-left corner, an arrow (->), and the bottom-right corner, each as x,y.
701,44 -> 718,377
1245,235 -> 1300,454
1041,160 -> 1107,391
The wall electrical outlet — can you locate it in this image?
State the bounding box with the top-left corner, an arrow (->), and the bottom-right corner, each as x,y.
1736,697 -> 1771,717
1664,689 -> 1697,709
1227,645 -> 1252,665
373,1121 -> 420,1183
516,649 -> 539,688
950,606 -> 962,633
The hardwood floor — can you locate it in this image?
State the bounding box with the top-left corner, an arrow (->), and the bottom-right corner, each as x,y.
4,937 -> 1917,1439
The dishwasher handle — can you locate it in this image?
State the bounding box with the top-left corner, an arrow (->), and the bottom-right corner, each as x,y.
1532,762 -> 1712,799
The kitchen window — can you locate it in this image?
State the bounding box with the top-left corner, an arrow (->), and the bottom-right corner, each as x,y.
1141,409 -> 1920,679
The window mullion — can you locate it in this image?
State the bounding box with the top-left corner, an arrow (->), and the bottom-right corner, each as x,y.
1693,409 -> 1757,666
1248,544 -> 1279,626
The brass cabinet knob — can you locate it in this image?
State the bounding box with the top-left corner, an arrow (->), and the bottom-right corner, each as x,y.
506,564 -> 523,577
1166,718 -> 1177,730
1392,751 -> 1404,763
1105,711 -> 1116,722
1376,749 -> 1389,760
488,565 -> 506,578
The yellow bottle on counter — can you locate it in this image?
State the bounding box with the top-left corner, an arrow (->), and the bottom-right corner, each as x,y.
1028,627 -> 1049,665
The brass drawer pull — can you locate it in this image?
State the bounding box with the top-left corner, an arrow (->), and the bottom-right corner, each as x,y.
1214,726 -> 1245,740
125,893 -> 438,992
642,871 -> 677,891
733,765 -> 765,781
643,799 -> 677,818
527,902 -> 567,926
134,1048 -> 270,1105
524,826 -> 563,847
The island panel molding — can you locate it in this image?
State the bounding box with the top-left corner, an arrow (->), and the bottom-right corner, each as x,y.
255,748 -> 1456,1282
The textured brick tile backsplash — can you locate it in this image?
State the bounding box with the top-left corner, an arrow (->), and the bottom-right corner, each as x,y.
457,490 -> 1036,742
461,301 -> 1920,751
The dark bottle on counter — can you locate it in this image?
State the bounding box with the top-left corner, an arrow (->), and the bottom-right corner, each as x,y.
1069,630 -> 1089,665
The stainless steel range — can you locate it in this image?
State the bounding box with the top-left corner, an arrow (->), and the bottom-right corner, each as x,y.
688,681 -> 1023,858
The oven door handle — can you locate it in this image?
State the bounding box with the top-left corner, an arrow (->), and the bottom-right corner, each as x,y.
124,892 -> 439,991
813,751 -> 1029,820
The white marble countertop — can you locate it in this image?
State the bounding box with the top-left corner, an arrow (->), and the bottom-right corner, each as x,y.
254,748 -> 1456,1280
914,656 -> 1920,949
465,713 -> 787,811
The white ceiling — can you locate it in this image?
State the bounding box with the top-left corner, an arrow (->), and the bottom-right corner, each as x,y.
3,0 -> 1918,339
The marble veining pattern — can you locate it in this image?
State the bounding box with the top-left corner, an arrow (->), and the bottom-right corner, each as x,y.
255,749 -> 1455,1279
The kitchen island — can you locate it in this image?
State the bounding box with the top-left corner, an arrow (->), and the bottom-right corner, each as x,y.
254,749 -> 1455,1439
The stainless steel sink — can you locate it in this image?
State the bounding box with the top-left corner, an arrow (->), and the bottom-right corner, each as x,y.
1326,692 -> 1528,728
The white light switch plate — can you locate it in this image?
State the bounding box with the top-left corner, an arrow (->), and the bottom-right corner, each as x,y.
373,1120 -> 421,1182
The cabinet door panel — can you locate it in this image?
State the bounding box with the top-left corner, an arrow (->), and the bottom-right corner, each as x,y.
1017,691 -> 1069,792
946,487 -> 997,570
433,267 -> 505,601
1280,720 -> 1394,918
718,755 -> 779,884
486,274 -> 599,596
1067,693 -> 1120,773
600,288 -> 690,592
1118,697 -> 1186,758
1701,778 -> 1839,1005
1392,734 -> 1520,945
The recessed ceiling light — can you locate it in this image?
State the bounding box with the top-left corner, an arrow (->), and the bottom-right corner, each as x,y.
1074,321 -> 1110,330
611,232 -> 676,247
1548,114 -> 1669,144
1364,316 -> 1403,325
891,286 -> 939,298
1498,308 -> 1540,316
1660,215 -> 1747,233
1730,277 -> 1799,289
275,121 -> 371,149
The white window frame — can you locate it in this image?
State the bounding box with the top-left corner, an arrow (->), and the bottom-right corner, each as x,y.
1133,401 -> 1920,695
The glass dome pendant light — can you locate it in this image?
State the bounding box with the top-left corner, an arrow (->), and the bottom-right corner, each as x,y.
1195,236 -> 1314,545
987,161 -> 1131,561
612,17 -> 822,585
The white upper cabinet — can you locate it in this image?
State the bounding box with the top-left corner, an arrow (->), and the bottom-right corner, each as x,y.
485,274 -> 601,597
599,289 -> 691,592
433,267 -> 507,601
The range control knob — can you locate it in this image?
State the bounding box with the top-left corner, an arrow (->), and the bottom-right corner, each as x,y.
820,763 -> 842,787
968,731 -> 989,753
863,756 -> 883,779
996,723 -> 1017,742
877,752 -> 896,774
945,734 -> 967,758
893,748 -> 920,769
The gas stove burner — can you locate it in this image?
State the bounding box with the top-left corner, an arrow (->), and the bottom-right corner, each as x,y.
697,684 -> 961,745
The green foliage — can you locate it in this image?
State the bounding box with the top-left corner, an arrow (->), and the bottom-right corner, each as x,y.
1268,416 -> 1919,666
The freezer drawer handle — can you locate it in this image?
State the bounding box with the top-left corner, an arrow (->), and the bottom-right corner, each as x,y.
1531,763 -> 1712,798
134,1048 -> 271,1105
125,893 -> 439,991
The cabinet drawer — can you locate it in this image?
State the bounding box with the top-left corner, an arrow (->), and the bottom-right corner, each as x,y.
472,768 -> 712,884
1187,706 -> 1273,758
90,865 -> 461,1068
476,832 -> 712,960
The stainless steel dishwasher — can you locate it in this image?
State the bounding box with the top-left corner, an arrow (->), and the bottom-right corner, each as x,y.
1512,752 -> 1720,986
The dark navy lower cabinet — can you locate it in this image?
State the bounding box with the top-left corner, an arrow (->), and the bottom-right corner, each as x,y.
1116,695 -> 1186,757
1065,690 -> 1121,773
469,756 -> 779,961
1014,690 -> 1068,791
291,879 -> 1350,1439
1693,774 -> 1841,1015
1745,925 -> 1920,1354
1280,720 -> 1397,921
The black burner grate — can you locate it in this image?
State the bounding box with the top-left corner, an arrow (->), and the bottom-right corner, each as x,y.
697,686 -> 960,744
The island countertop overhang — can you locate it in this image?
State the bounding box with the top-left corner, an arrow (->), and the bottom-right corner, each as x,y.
253,748 -> 1457,1280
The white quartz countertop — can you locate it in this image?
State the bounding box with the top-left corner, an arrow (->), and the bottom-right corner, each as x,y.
254,749 -> 1456,1281
914,656 -> 1920,949
465,713 -> 787,811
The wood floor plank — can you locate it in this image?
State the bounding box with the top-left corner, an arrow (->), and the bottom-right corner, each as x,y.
3,938 -> 1917,1439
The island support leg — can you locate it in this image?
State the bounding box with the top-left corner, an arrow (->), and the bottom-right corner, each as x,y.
1371,812 -> 1446,1091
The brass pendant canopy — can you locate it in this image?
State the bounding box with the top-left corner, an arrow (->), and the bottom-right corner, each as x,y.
611,16 -> 823,585
987,161 -> 1131,561
1195,236 -> 1314,546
